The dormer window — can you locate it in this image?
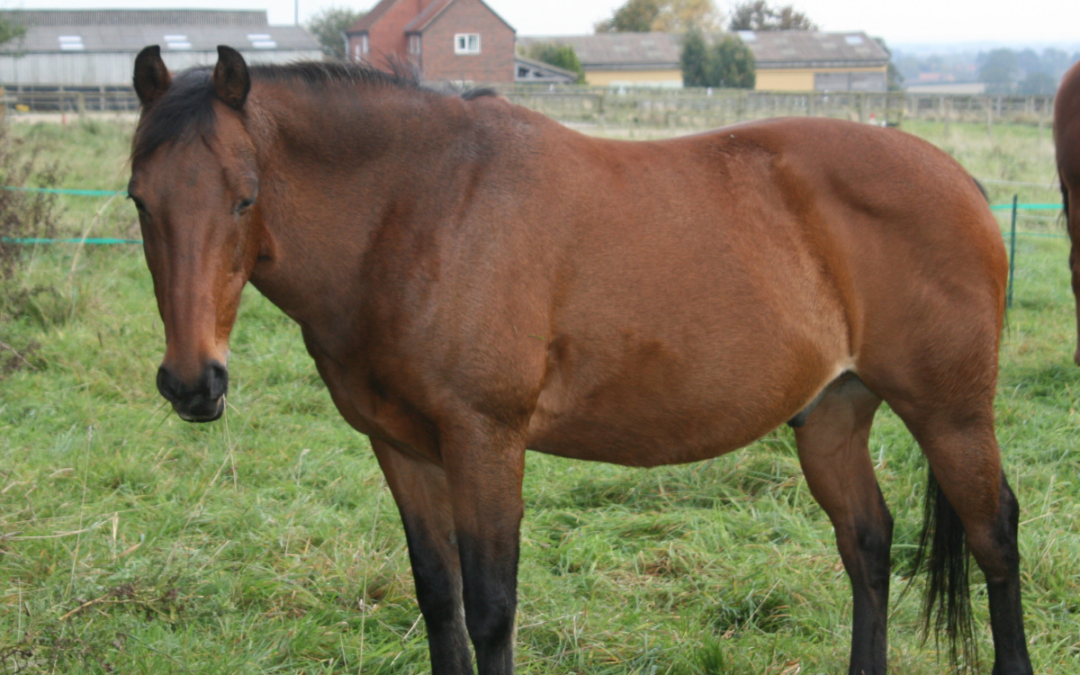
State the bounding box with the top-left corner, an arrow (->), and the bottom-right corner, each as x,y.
454,33 -> 480,55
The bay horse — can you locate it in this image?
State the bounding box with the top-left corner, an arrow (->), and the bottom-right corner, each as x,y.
1056,59 -> 1080,365
129,46 -> 1032,675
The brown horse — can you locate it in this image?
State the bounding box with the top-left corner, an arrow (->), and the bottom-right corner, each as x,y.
129,46 -> 1032,675
1056,59 -> 1080,365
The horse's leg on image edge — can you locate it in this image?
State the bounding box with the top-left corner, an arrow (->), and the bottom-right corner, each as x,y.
373,440 -> 475,675
442,424 -> 526,675
907,417 -> 1033,675
794,376 -> 891,675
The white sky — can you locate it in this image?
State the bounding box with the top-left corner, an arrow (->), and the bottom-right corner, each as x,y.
8,0 -> 1080,48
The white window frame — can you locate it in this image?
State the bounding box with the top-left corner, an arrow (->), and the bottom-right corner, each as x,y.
454,33 -> 480,55
409,34 -> 422,55
362,35 -> 370,54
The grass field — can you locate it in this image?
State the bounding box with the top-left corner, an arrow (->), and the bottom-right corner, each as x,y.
1,117 -> 1077,674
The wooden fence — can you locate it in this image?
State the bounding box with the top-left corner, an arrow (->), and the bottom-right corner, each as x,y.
0,85 -> 1056,130
501,87 -> 1056,130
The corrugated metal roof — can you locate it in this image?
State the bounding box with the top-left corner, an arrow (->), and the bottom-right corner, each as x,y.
0,9 -> 269,27
743,31 -> 889,69
517,33 -> 681,70
0,24 -> 319,54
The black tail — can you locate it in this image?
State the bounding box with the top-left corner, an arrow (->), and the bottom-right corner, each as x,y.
1061,174 -> 1070,223
911,468 -> 977,671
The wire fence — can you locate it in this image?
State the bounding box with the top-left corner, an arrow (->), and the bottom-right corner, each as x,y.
0,87 -> 1059,130
1,186 -> 1065,314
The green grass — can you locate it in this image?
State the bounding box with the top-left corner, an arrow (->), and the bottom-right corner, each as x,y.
1,119 -> 1078,674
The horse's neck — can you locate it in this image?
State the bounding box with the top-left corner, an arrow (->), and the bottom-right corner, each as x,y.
249,85 -> 473,336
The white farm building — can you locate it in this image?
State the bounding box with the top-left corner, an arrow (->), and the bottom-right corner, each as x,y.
0,9 -> 321,92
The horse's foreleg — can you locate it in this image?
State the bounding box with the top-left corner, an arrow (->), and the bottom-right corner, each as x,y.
793,375 -> 890,675
373,440 -> 474,675
443,424 -> 526,675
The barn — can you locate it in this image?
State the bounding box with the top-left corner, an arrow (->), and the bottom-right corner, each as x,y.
742,30 -> 890,92
0,9 -> 321,92
517,33 -> 683,88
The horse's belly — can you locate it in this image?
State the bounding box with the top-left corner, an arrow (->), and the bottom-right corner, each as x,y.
525,337 -> 847,467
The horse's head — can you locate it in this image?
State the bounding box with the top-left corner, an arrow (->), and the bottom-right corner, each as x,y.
130,46 -> 266,422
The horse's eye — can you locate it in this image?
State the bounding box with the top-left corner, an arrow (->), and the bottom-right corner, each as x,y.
130,195 -> 148,213
235,198 -> 255,215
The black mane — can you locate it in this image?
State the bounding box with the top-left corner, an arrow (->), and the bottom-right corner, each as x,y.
131,59 -> 494,165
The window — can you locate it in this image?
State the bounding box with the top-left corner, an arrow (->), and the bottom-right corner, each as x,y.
454,33 -> 480,54
362,35 -> 369,54
58,35 -> 84,51
409,35 -> 421,55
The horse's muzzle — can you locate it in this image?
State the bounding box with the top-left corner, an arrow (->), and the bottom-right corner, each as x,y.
157,362 -> 228,422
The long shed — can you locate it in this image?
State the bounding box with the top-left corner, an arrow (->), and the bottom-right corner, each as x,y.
0,10 -> 321,89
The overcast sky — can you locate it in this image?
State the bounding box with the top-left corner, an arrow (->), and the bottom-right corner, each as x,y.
9,0 -> 1080,48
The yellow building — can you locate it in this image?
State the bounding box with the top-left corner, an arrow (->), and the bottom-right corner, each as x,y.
740,31 -> 889,92
516,31 -> 889,92
517,33 -> 683,89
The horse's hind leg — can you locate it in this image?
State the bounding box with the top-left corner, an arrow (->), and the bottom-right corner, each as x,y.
372,440 -> 474,675
794,374 -> 890,675
899,412 -> 1032,675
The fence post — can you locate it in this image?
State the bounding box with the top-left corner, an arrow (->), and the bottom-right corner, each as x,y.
1007,194 -> 1018,309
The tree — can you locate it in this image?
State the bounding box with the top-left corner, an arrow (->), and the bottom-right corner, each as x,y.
595,0 -> 723,34
306,6 -> 365,60
1018,71 -> 1056,95
681,29 -> 755,88
873,38 -> 904,92
728,1 -> 817,31
680,29 -> 710,86
978,48 -> 1020,93
0,16 -> 26,46
527,43 -> 586,83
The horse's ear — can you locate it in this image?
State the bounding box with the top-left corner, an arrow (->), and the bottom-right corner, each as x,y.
213,46 -> 251,111
133,46 -> 171,107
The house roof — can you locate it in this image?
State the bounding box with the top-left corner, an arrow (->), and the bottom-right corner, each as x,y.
403,0 -> 454,32
348,0 -> 398,34
741,31 -> 889,69
404,0 -> 514,33
517,33 -> 681,71
0,10 -> 318,54
349,0 -> 514,35
514,55 -> 578,79
0,9 -> 269,27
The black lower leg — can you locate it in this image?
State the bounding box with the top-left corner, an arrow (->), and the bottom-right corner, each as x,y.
845,490 -> 893,675
985,480 -> 1032,675
402,517 -> 473,675
458,533 -> 518,675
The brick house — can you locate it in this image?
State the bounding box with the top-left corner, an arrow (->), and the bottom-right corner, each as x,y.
346,0 -> 515,83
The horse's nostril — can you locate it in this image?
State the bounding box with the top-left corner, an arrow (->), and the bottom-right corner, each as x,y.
205,362 -> 229,400
156,365 -> 184,403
